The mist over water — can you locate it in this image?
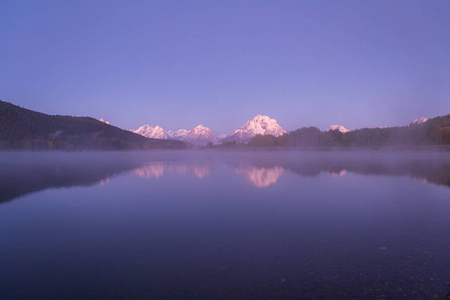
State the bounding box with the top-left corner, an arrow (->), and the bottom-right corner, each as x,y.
1,151 -> 450,299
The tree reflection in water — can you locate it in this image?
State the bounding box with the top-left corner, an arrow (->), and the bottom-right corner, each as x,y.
1,151 -> 449,204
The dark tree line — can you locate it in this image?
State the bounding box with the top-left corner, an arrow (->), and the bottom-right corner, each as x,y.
248,114 -> 450,148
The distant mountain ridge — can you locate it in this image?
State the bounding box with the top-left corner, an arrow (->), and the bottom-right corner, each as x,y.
131,125 -> 215,145
132,125 -> 169,139
132,115 -> 287,145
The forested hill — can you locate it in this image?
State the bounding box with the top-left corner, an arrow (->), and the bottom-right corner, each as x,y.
0,100 -> 187,150
248,114 -> 450,149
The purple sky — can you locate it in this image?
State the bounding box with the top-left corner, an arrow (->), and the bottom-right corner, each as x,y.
1,0 -> 449,134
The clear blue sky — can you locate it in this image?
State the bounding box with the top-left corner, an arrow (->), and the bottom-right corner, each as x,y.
1,0 -> 449,134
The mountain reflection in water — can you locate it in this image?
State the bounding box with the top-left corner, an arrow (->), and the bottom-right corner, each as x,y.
0,151 -> 449,204
234,164 -> 285,187
133,161 -> 286,187
133,162 -> 212,179
330,169 -> 348,177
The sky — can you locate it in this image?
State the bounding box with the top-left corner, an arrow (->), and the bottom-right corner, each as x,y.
1,0 -> 449,134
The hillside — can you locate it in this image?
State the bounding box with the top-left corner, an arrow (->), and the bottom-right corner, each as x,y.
0,100 -> 187,150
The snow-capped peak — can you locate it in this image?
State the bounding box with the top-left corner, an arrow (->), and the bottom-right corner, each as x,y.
131,125 -> 168,139
224,115 -> 287,143
409,117 -> 428,126
327,125 -> 350,133
166,129 -> 189,140
191,124 -> 208,131
132,125 -> 191,141
182,125 -> 217,145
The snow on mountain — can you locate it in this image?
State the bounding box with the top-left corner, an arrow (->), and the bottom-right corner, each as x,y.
327,125 -> 350,133
224,115 -> 287,143
99,118 -> 110,125
132,125 -> 190,141
131,125 -> 168,139
167,129 -> 189,140
409,117 -> 428,126
182,125 -> 217,145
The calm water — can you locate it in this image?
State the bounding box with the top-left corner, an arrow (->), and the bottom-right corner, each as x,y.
1,151 -> 450,299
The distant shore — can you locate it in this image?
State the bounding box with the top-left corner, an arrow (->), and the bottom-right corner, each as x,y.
1,145 -> 450,153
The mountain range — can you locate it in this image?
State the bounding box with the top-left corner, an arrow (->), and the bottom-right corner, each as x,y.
132,115 -> 287,145
0,99 -> 438,149
132,114 -> 430,145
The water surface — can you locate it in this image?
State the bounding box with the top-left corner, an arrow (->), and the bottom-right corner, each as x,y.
1,151 -> 450,299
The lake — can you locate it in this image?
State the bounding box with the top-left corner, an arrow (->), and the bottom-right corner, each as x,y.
1,151 -> 450,299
